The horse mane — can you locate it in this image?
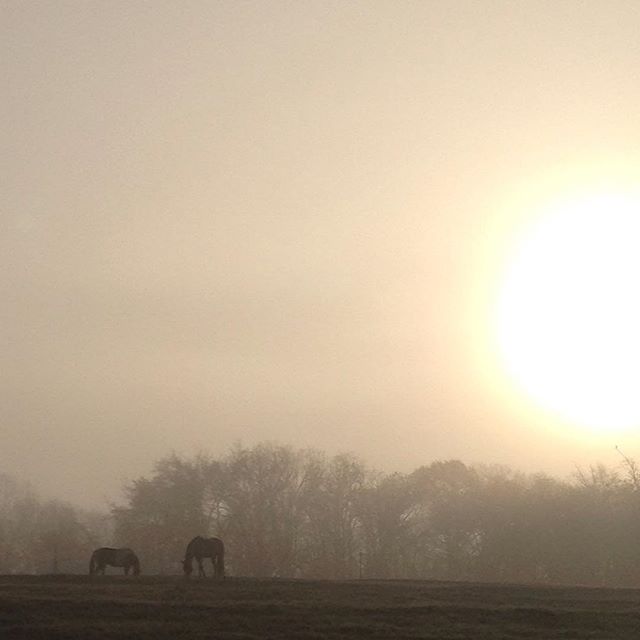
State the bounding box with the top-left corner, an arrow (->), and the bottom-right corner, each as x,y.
185,536 -> 206,557
182,536 -> 225,578
89,547 -> 140,575
129,551 -> 140,575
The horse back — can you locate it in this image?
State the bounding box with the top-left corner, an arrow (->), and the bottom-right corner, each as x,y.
207,537 -> 224,556
186,536 -> 224,558
114,548 -> 137,565
92,547 -> 136,566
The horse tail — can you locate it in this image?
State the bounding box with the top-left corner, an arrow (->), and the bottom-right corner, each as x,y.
89,550 -> 97,575
131,553 -> 141,576
218,540 -> 225,578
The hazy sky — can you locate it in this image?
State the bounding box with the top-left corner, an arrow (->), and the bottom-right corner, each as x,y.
4,1 -> 640,507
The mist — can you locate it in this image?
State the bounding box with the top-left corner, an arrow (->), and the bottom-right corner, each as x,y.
3,1 -> 640,509
3,441 -> 640,587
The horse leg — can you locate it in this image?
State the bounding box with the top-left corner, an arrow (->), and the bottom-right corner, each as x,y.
215,552 -> 225,579
198,558 -> 205,577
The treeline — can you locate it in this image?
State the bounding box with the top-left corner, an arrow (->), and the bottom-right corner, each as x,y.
3,443 -> 640,587
0,473 -> 109,574
111,443 -> 640,587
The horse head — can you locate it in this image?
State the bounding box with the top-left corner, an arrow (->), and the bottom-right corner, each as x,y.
181,558 -> 193,576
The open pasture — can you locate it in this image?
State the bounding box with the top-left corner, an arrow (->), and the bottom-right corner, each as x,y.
1,575 -> 639,639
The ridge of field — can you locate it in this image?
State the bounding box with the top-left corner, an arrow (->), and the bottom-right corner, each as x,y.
1,575 -> 639,639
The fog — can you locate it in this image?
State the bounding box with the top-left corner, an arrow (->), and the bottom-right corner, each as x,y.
3,1 -> 640,508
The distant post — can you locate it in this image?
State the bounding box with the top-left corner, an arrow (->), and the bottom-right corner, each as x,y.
52,541 -> 59,574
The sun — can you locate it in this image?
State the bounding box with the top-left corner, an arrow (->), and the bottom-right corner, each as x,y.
495,188 -> 640,433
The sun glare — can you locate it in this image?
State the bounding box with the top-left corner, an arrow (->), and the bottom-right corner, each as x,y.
496,188 -> 640,433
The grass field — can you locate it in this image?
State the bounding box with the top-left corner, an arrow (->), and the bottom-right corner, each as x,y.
1,575 -> 639,639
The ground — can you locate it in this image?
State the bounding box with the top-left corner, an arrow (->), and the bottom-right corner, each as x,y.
1,575 -> 639,639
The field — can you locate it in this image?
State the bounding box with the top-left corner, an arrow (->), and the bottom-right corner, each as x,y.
1,575 -> 640,639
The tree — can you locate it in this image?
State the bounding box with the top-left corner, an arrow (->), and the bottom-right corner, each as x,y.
0,473 -> 104,574
220,443 -> 308,577
410,460 -> 481,580
113,453 -> 210,573
297,452 -> 366,579
357,472 -> 419,578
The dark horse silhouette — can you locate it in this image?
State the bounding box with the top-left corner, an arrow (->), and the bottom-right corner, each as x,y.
89,547 -> 140,576
182,536 -> 225,578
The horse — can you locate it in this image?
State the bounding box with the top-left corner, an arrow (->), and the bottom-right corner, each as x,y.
182,536 -> 225,578
89,547 -> 140,576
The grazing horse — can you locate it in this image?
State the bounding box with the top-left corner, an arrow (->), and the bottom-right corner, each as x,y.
89,547 -> 140,576
182,536 -> 225,578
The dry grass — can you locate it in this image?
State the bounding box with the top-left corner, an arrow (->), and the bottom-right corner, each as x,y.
1,575 -> 639,639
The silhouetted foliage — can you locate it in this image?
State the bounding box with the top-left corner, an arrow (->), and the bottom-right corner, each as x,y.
111,454 -> 211,574
110,443 -> 640,586
0,473 -> 107,574
6,443 -> 640,586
